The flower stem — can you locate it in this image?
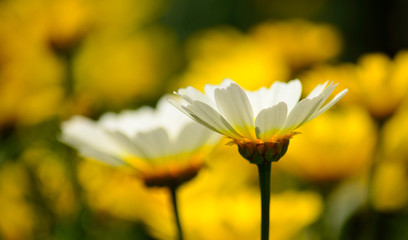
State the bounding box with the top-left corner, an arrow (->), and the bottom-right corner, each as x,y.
169,186 -> 184,240
257,162 -> 271,240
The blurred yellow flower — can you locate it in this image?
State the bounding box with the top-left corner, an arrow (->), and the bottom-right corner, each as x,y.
69,0 -> 177,106
78,157 -> 322,240
278,105 -> 377,181
302,51 -> 408,119
372,107 -> 408,211
42,0 -> 91,50
87,0 -> 165,32
0,0 -> 92,126
0,2 -> 65,126
250,20 -> 342,69
300,64 -> 358,105
0,162 -> 34,240
372,161 -> 408,211
147,190 -> 322,240
355,52 -> 408,119
176,20 -> 342,94
176,26 -> 289,91
76,137 -> 253,218
77,160 -> 157,220
380,105 -> 408,159
22,146 -> 77,217
0,0 -> 175,126
73,26 -> 178,106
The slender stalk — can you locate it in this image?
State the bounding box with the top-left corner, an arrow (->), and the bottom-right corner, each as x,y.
257,162 -> 271,240
169,186 -> 184,240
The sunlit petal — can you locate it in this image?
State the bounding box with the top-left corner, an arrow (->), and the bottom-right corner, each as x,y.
255,102 -> 288,140
214,83 -> 256,139
309,89 -> 349,121
269,79 -> 302,113
186,100 -> 243,139
282,97 -> 323,133
172,79 -> 347,143
306,81 -> 329,99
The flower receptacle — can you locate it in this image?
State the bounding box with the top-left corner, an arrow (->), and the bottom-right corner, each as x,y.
236,138 -> 290,164
141,163 -> 203,188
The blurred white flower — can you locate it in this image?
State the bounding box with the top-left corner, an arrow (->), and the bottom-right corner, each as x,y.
60,95 -> 220,186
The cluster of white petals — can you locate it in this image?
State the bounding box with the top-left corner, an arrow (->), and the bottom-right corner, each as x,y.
60,96 -> 220,171
170,79 -> 348,142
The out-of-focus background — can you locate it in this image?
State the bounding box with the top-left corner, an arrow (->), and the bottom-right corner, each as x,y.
1,0 -> 408,239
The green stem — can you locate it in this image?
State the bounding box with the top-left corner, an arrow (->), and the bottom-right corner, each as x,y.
169,187 -> 184,240
257,162 -> 271,240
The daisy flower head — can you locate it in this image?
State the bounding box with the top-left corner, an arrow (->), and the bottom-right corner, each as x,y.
60,95 -> 220,188
170,79 -> 348,164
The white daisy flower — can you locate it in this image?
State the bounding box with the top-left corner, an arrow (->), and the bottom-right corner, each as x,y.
170,78 -> 347,240
60,95 -> 220,187
170,79 -> 347,163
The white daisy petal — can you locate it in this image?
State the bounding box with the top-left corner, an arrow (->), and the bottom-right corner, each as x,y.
168,97 -> 195,119
172,79 -> 347,144
133,128 -> 171,162
293,82 -> 337,124
316,82 -> 338,107
174,122 -> 217,154
60,116 -> 128,166
255,102 -> 288,140
246,87 -> 269,116
155,96 -> 194,139
204,78 -> 236,102
306,81 -> 329,99
309,89 -> 349,121
269,79 -> 302,113
181,106 -> 224,135
185,101 -> 243,139
177,86 -> 215,107
282,97 -> 323,133
78,147 -> 126,166
214,83 -> 256,139
100,106 -> 156,137
104,130 -> 148,158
